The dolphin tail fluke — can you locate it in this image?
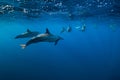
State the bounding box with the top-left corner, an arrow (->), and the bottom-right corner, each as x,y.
20,44 -> 26,49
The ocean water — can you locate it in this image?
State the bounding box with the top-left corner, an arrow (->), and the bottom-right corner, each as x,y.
0,0 -> 120,80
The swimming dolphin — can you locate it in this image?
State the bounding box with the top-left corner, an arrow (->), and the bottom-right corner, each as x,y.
60,27 -> 66,33
75,26 -> 81,30
67,25 -> 72,32
81,24 -> 86,32
75,24 -> 86,32
20,28 -> 63,49
15,29 -> 39,39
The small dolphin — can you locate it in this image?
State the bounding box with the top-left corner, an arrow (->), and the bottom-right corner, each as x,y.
75,26 -> 81,30
15,29 -> 39,39
20,28 -> 63,49
81,24 -> 86,32
60,27 -> 66,33
75,24 -> 86,32
67,25 -> 72,32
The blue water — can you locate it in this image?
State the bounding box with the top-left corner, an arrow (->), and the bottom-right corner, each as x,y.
0,0 -> 120,80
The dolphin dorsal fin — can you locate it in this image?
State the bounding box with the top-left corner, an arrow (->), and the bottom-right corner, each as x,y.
45,28 -> 51,34
27,29 -> 31,33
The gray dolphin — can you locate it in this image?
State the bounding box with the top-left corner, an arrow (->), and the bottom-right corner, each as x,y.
81,24 -> 86,32
60,27 -> 66,33
15,29 -> 39,39
75,24 -> 86,32
20,28 -> 63,49
67,25 -> 72,32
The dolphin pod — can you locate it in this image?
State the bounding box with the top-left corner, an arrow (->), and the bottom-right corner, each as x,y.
15,25 -> 86,49
15,28 -> 63,49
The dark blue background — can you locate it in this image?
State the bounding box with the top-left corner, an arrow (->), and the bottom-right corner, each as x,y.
0,0 -> 120,80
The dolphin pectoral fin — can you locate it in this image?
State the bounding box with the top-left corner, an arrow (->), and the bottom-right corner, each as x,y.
54,40 -> 59,45
20,44 -> 26,49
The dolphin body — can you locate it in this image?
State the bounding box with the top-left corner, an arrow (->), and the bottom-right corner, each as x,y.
15,29 -> 39,39
81,25 -> 86,32
60,27 -> 66,33
20,28 -> 63,49
75,24 -> 86,32
67,25 -> 72,32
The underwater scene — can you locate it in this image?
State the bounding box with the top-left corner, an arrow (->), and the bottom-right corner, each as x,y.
0,0 -> 120,80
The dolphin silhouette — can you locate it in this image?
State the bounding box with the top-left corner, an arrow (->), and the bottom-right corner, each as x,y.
60,27 -> 66,33
75,24 -> 86,32
67,25 -> 72,32
20,28 -> 63,49
15,29 -> 39,39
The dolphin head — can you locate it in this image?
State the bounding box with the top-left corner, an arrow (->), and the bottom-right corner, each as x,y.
58,36 -> 64,40
15,35 -> 22,39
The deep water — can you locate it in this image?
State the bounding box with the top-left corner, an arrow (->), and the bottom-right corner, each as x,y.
0,0 -> 120,80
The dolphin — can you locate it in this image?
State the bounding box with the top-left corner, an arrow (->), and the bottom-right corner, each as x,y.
20,28 -> 63,49
60,27 -> 66,33
75,24 -> 86,32
15,29 -> 39,39
66,25 -> 72,32
75,26 -> 81,30
81,24 -> 86,32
